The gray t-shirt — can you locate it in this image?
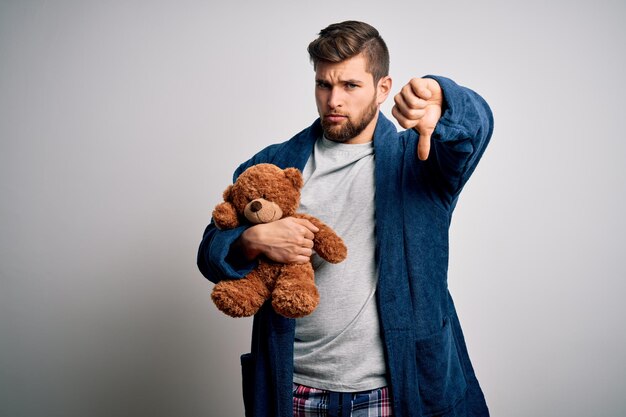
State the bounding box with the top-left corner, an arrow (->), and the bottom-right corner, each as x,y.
293,136 -> 387,392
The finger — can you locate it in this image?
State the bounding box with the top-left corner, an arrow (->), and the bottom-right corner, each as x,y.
300,237 -> 314,249
298,227 -> 315,241
298,247 -> 313,257
392,105 -> 416,130
293,255 -> 312,264
401,84 -> 428,109
288,247 -> 313,264
293,218 -> 319,233
409,78 -> 433,101
393,94 -> 410,117
417,132 -> 432,161
394,92 -> 417,115
393,91 -> 408,109
394,94 -> 427,120
393,100 -> 427,127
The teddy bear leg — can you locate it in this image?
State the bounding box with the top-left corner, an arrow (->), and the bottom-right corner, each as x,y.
271,263 -> 319,318
211,269 -> 270,318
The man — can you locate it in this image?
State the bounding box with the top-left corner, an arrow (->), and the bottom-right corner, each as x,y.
198,20 -> 493,417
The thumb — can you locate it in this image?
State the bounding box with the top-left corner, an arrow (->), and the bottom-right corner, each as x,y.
417,131 -> 432,161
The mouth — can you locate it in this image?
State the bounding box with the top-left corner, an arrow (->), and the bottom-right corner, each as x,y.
324,113 -> 348,123
253,208 -> 278,224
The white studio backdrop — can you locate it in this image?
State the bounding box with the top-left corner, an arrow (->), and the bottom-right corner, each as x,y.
1,1 -> 625,416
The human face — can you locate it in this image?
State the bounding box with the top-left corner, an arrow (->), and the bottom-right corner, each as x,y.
315,54 -> 391,144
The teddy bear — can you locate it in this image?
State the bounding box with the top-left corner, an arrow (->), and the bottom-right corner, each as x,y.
210,163 -> 347,318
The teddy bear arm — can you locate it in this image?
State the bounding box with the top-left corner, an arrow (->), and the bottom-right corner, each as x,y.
294,213 -> 347,264
212,201 -> 240,230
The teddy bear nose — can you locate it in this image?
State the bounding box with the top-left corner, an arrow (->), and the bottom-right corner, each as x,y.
250,200 -> 263,212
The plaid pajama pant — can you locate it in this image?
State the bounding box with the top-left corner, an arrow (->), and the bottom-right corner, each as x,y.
293,383 -> 393,417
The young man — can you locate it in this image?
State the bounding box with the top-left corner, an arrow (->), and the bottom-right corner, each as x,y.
198,21 -> 493,417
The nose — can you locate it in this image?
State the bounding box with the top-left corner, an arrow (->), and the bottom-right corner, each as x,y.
250,200 -> 262,212
328,87 -> 342,109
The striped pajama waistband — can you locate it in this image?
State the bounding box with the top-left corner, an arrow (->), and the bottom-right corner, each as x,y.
292,383 -> 392,417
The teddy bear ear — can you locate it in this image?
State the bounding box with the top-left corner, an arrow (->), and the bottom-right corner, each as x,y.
283,167 -> 303,189
212,201 -> 240,229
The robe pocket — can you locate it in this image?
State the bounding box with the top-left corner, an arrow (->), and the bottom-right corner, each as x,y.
240,353 -> 255,417
415,317 -> 467,416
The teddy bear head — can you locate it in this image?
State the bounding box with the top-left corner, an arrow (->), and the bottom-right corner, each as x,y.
212,163 -> 303,229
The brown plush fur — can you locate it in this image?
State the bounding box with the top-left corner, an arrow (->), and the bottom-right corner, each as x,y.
210,163 -> 347,318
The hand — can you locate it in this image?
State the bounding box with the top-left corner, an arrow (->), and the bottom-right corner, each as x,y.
239,217 -> 319,264
392,77 -> 443,160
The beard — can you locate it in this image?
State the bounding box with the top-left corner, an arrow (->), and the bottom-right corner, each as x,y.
321,97 -> 378,143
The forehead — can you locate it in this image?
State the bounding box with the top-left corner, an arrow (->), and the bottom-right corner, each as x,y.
315,54 -> 373,83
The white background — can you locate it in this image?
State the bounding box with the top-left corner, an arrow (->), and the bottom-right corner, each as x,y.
1,1 -> 625,416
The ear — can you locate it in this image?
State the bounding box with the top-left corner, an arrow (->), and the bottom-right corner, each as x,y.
212,201 -> 240,229
283,167 -> 303,189
376,75 -> 392,105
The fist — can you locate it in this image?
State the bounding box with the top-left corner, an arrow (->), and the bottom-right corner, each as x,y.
392,78 -> 443,160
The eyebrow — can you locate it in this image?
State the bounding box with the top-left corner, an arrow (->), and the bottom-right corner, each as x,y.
315,78 -> 363,85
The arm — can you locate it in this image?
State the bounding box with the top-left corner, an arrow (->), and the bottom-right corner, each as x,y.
197,223 -> 256,284
197,208 -> 320,284
236,217 -> 319,264
393,76 -> 494,204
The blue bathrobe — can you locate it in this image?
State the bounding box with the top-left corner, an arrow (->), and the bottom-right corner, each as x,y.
198,75 -> 494,417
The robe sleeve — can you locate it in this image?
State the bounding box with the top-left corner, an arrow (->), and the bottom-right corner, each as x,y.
412,75 -> 494,208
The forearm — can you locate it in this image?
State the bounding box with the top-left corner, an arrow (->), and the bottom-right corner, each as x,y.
235,217 -> 317,264
232,228 -> 263,262
421,75 -> 494,200
196,222 -> 257,284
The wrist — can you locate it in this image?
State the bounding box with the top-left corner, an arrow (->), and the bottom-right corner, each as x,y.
238,226 -> 263,261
